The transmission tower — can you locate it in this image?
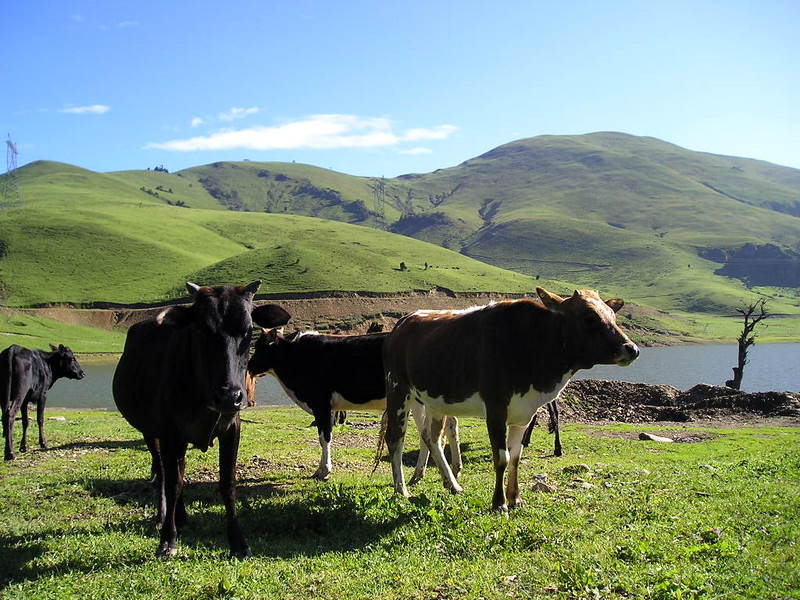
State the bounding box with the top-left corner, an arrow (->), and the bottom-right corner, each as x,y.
2,134 -> 22,209
369,177 -> 386,223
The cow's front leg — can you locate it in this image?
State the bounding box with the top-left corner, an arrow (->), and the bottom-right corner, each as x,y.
385,386 -> 411,498
36,396 -> 48,450
19,401 -> 29,453
424,414 -> 463,494
505,424 -> 527,508
157,437 -> 187,558
218,418 -> 251,559
145,437 -> 166,528
486,406 -> 509,512
311,403 -> 334,481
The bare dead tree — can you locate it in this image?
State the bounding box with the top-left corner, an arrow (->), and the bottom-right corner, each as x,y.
725,298 -> 770,390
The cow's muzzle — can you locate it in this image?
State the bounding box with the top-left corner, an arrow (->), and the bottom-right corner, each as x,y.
616,342 -> 640,366
212,386 -> 246,414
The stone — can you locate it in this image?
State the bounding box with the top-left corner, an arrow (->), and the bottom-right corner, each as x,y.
639,432 -> 674,442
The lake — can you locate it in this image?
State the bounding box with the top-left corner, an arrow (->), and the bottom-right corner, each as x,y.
47,343 -> 799,409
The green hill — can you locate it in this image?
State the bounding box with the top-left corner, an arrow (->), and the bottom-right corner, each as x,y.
0,161 -> 538,307
1,132 -> 799,343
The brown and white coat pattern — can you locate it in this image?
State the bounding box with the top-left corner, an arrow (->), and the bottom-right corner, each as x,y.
383,287 -> 639,511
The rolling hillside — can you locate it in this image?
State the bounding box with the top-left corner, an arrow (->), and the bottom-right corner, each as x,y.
0,161 -> 538,307
1,132 -> 799,344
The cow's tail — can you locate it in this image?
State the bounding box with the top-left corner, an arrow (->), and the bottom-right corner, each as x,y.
371,409 -> 389,473
245,371 -> 257,408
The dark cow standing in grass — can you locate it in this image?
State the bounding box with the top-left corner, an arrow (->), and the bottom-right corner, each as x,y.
248,329 -> 461,482
2,344 -> 85,461
384,288 -> 639,511
113,281 -> 290,558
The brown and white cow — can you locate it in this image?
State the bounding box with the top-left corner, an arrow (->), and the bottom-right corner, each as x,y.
383,287 -> 639,511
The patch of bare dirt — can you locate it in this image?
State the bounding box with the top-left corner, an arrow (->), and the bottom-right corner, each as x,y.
558,380 -> 800,427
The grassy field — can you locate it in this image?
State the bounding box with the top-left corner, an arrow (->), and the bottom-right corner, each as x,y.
1,407 -> 797,599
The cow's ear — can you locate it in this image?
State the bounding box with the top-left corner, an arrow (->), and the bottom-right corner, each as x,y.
263,328 -> 281,344
252,304 -> 291,328
49,344 -> 58,352
537,287 -> 565,311
605,297 -> 624,313
156,305 -> 194,328
241,280 -> 262,297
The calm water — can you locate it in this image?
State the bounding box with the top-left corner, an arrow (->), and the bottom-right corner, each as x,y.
48,343 -> 799,409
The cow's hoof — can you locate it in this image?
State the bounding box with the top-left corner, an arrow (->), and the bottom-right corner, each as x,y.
4,453 -> 15,461
19,446 -> 26,453
446,483 -> 464,495
554,449 -> 562,457
408,473 -> 423,486
41,444 -> 49,450
310,471 -> 331,481
509,498 -> 525,509
492,504 -> 510,517
157,542 -> 177,558
230,546 -> 253,560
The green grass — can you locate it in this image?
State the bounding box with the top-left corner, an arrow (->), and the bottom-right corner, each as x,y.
1,407 -> 797,599
0,309 -> 125,353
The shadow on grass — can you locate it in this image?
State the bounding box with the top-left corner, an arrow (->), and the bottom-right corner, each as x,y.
51,438 -> 147,452
84,475 -> 412,559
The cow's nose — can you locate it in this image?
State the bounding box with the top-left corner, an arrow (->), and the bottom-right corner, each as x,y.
624,342 -> 640,361
217,387 -> 244,412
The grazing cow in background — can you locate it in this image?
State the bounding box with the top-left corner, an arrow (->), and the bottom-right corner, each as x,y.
248,329 -> 461,482
113,281 -> 290,558
2,344 -> 85,461
384,288 -> 639,511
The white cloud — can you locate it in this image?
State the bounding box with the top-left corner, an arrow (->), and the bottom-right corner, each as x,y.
218,107 -> 260,122
147,114 -> 458,152
58,104 -> 110,115
401,125 -> 458,141
399,147 -> 433,155
190,117 -> 205,128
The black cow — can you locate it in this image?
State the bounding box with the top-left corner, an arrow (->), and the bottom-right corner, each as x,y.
384,288 -> 639,511
248,329 -> 461,482
2,344 -> 85,461
112,281 -> 290,558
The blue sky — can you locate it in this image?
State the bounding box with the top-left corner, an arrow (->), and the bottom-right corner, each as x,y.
3,0 -> 799,177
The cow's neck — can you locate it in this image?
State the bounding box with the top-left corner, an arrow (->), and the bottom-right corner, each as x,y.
41,352 -> 61,389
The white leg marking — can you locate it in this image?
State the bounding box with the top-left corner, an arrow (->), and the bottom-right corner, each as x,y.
313,432 -> 332,480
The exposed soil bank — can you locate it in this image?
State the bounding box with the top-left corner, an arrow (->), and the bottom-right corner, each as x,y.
559,379 -> 800,424
18,288 -> 676,342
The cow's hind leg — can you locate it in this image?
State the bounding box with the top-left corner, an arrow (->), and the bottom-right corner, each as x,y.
409,405 -> 431,486
2,405 -> 16,460
145,437 -> 166,529
311,402 -> 334,481
385,386 -> 411,498
36,395 -> 48,450
444,416 -> 462,480
19,401 -> 29,453
219,418 -> 251,558
547,401 -> 562,457
424,414 -> 462,494
486,405 -> 510,512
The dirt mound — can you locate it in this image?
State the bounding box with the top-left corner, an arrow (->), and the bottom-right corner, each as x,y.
559,379 -> 800,423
